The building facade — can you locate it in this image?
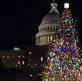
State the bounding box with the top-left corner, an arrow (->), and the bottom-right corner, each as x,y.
0,48 -> 24,68
35,1 -> 61,46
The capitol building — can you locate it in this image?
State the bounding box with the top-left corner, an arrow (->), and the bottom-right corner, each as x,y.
0,1 -> 60,69
0,1 -> 81,81
35,1 -> 61,46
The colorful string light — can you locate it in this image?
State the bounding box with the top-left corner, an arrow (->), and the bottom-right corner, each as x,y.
42,8 -> 81,81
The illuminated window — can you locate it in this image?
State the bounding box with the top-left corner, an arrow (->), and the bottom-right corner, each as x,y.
15,65 -> 17,66
41,64 -> 42,67
48,36 -> 49,42
28,63 -> 30,65
23,56 -> 25,58
18,61 -> 20,65
48,57 -> 50,60
40,37 -> 45,43
38,74 -> 41,76
14,47 -> 20,50
22,61 -> 24,65
18,56 -> 20,58
40,37 -> 43,43
52,6 -> 55,9
3,56 -> 5,58
19,66 -> 21,68
41,57 -> 43,61
50,36 -> 52,41
7,56 -> 9,58
30,74 -> 32,76
29,59 -> 31,61
29,52 -> 31,54
35,63 -> 37,65
68,34 -> 70,35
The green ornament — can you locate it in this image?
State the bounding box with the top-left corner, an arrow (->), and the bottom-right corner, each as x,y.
65,19 -> 69,22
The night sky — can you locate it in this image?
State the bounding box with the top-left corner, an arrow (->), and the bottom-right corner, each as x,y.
0,0 -> 82,50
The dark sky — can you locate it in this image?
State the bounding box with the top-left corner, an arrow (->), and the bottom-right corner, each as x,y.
0,0 -> 81,50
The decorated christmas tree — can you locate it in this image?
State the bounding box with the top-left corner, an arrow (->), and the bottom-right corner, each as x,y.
42,2 -> 81,81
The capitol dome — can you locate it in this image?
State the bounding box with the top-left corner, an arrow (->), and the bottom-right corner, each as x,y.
35,1 -> 61,46
42,12 -> 60,24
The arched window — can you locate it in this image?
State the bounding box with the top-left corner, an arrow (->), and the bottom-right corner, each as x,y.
43,28 -> 44,31
45,27 -> 47,30
50,36 -> 52,41
50,26 -> 52,30
53,26 -> 55,30
43,37 -> 45,43
48,27 -> 49,30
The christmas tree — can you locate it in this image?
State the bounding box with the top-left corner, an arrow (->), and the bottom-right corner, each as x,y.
42,3 -> 81,81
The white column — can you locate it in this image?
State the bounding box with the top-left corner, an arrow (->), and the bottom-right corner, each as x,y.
49,35 -> 50,42
45,36 -> 46,43
46,35 -> 48,43
46,36 -> 48,43
48,35 -> 49,42
52,25 -> 53,30
44,36 -> 45,43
